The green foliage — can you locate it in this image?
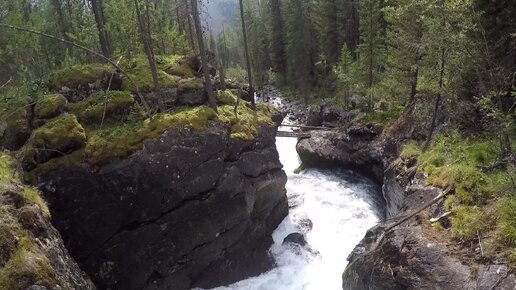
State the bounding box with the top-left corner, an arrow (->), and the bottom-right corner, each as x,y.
360,105 -> 404,125
226,65 -> 248,83
450,205 -> 486,239
84,106 -> 217,166
335,44 -> 354,107
400,141 -> 423,161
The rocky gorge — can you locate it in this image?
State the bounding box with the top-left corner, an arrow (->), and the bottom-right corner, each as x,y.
281,93 -> 516,290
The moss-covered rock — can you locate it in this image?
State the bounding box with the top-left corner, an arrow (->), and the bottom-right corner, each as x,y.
22,115 -> 86,170
49,64 -> 118,91
34,94 -> 67,119
165,62 -> 195,78
69,91 -> 143,126
217,90 -> 238,105
32,114 -> 86,152
84,106 -> 218,166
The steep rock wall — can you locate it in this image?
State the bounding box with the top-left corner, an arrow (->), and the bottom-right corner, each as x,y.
36,122 -> 288,290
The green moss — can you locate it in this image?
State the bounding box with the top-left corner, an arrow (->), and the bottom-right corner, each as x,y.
49,64 -> 113,90
22,187 -> 50,218
0,237 -> 57,290
121,57 -> 179,92
217,102 -> 277,140
77,101 -> 278,166
84,106 -> 217,166
0,153 -> 18,182
34,94 -> 67,119
450,206 -> 486,240
178,78 -> 203,91
69,91 -> 142,126
165,62 -> 195,78
32,114 -> 86,151
216,90 -> 238,105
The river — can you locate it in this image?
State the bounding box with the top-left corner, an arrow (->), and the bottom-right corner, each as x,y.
206,122 -> 384,290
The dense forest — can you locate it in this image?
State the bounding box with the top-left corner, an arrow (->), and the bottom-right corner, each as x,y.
0,0 -> 515,288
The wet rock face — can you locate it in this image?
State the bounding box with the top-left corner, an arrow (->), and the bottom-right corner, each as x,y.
296,129 -> 389,185
37,123 -> 288,290
343,223 -> 476,290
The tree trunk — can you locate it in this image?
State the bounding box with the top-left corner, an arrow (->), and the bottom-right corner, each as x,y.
239,0 -> 255,106
423,49 -> 446,152
190,0 -> 217,111
409,58 -> 419,102
90,0 -> 112,58
134,0 -> 160,94
185,0 -> 197,52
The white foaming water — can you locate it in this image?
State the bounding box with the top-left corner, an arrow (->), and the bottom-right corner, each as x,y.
207,132 -> 382,290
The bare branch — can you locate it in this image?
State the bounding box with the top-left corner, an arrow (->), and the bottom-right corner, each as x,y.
0,76 -> 12,89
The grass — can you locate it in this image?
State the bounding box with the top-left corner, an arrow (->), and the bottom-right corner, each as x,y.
400,132 -> 516,267
359,105 -> 404,125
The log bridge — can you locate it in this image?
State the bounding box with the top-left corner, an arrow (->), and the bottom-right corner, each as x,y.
276,124 -> 335,138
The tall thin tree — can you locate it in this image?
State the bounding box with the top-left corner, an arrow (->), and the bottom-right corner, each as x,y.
134,0 -> 160,94
90,0 -> 112,58
239,0 -> 255,106
190,0 -> 217,110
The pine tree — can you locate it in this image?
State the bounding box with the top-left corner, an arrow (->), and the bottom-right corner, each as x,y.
336,44 -> 354,107
268,0 -> 287,84
357,0 -> 386,108
284,0 -> 317,100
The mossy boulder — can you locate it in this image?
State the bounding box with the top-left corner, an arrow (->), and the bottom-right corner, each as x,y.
165,62 -> 195,78
217,90 -> 238,105
22,115 -> 86,170
34,94 -> 67,119
49,64 -> 122,101
69,91 -> 143,126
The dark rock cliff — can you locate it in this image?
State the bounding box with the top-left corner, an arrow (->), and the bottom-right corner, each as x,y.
35,121 -> 288,290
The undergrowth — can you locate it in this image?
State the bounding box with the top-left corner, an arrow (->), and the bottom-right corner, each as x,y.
400,132 -> 516,267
